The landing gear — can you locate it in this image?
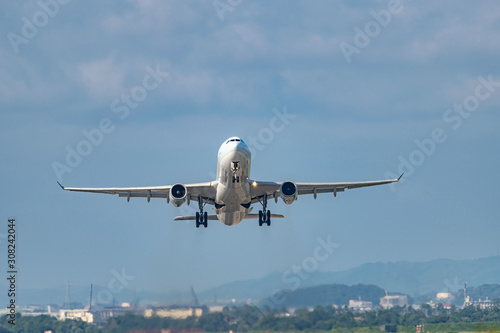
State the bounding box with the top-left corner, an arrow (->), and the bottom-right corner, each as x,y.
258,194 -> 271,226
195,197 -> 208,228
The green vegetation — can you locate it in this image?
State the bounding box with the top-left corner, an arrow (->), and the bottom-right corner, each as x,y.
2,303 -> 500,333
0,314 -> 100,333
276,284 -> 390,308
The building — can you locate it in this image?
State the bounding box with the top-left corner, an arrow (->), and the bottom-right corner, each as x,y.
380,324 -> 397,332
475,298 -> 494,309
91,306 -> 132,326
208,305 -> 224,313
58,309 -> 94,323
349,300 -> 373,311
19,305 -> 58,318
129,329 -> 203,333
436,292 -> 454,300
59,304 -> 133,326
145,307 -> 204,319
380,295 -> 408,309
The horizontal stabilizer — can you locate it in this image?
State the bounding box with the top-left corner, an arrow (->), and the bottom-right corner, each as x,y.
243,213 -> 284,219
174,215 -> 219,221
174,213 -> 284,221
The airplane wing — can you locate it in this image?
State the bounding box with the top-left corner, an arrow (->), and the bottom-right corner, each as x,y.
57,181 -> 218,204
249,174 -> 403,203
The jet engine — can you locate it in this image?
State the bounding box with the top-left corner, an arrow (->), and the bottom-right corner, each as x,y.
280,181 -> 298,204
169,184 -> 188,207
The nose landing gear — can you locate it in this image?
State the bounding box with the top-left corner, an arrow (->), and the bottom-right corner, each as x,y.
231,161 -> 240,183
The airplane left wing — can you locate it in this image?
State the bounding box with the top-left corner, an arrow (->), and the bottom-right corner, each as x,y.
57,181 -> 218,204
249,174 -> 402,203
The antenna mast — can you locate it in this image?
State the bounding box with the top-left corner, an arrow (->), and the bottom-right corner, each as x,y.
191,286 -> 200,307
89,284 -> 93,310
464,282 -> 468,305
65,278 -> 71,309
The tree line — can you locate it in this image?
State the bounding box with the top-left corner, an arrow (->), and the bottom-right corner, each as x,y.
2,301 -> 500,333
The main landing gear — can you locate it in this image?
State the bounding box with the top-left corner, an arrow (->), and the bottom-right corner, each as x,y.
196,196 -> 208,228
258,194 -> 271,226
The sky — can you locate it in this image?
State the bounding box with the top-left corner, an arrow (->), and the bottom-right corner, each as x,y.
1,0 -> 500,304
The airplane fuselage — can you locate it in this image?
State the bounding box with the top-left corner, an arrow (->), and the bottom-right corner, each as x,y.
214,137 -> 252,226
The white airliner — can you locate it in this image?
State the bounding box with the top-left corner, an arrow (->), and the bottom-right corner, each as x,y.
58,136 -> 402,227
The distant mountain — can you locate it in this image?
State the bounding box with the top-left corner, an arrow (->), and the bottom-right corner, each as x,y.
274,284 -> 388,308
260,283 -> 500,309
198,272 -> 285,302
311,256 -> 500,296
16,284 -> 185,308
13,256 -> 500,307
17,284 -> 137,308
466,284 -> 500,301
199,256 -> 500,302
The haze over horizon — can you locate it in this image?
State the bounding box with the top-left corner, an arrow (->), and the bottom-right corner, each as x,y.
1,0 -> 499,303
7,254 -> 500,309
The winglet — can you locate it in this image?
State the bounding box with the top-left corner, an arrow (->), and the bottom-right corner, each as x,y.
57,181 -> 65,190
397,173 -> 404,181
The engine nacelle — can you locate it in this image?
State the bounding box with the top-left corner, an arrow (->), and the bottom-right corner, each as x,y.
280,181 -> 298,205
169,183 -> 187,207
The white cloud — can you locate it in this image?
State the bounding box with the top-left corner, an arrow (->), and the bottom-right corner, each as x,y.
102,1 -> 201,35
76,57 -> 125,100
1,0 -> 500,294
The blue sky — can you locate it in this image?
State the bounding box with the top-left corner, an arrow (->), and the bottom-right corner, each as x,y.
1,0 -> 500,303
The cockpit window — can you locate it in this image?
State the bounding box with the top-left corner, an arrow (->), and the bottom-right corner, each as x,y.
226,138 -> 242,144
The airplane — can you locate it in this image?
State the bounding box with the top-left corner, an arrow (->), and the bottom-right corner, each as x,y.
58,136 -> 402,228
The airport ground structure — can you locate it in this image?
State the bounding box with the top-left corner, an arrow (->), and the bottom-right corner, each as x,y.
3,296 -> 500,332
2,282 -> 499,331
